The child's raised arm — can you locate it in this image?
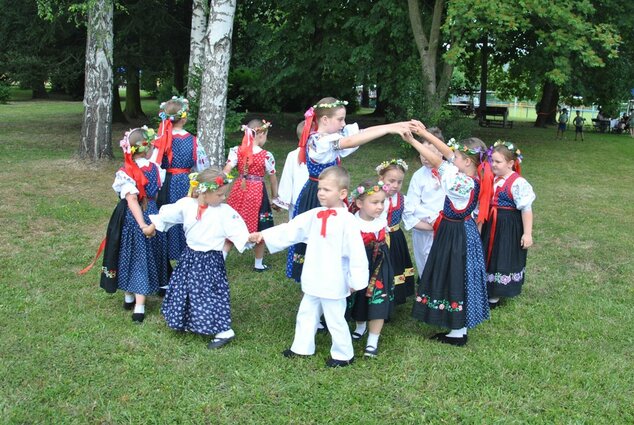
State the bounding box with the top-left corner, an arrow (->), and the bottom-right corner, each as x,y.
410,120 -> 453,160
338,121 -> 414,150
400,132 -> 444,169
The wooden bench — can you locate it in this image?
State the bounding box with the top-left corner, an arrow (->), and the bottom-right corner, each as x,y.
479,106 -> 513,128
591,118 -> 610,133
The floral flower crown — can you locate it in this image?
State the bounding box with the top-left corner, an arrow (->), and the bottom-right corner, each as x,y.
312,100 -> 348,109
159,96 -> 189,121
240,119 -> 272,134
119,126 -> 156,155
447,138 -> 485,156
493,140 -> 523,163
351,181 -> 390,199
188,171 -> 234,194
375,158 -> 408,174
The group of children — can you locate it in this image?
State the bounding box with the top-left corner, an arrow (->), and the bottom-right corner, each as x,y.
86,96 -> 535,367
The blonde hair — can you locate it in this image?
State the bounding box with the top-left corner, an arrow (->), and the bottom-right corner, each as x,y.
456,137 -> 487,166
196,166 -> 226,185
314,97 -> 346,121
247,119 -> 269,134
319,166 -> 350,190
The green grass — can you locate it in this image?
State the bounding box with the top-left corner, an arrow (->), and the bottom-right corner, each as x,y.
1,100 -> 633,423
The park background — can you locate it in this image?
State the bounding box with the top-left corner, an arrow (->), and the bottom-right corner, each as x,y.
2,0 -> 634,423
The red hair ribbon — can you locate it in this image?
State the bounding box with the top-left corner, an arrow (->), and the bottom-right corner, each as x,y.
238,125 -> 255,167
297,107 -> 315,165
476,160 -> 494,224
123,152 -> 148,201
155,119 -> 174,165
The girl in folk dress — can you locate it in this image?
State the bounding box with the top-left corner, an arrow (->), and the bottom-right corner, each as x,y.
376,159 -> 416,304
481,141 -> 535,308
287,96 -> 412,282
223,119 -> 278,271
347,178 -> 395,358
145,168 -> 251,349
110,127 -> 170,323
152,96 -> 209,263
405,122 -> 494,346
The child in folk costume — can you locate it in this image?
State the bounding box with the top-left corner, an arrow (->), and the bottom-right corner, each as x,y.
144,168 -> 251,349
403,128 -> 446,282
286,97 -> 412,282
272,121 -> 309,220
375,159 -> 416,304
152,96 -> 209,264
223,119 -> 278,271
481,141 -> 535,309
80,127 -> 170,323
347,178 -> 395,358
405,123 -> 494,346
250,166 -> 368,367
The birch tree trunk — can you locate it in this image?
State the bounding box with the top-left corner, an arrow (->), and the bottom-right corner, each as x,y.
407,0 -> 452,111
79,0 -> 114,160
187,0 -> 209,102
197,0 -> 236,166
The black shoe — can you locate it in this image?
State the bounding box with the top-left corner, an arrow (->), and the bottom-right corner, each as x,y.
326,357 -> 354,368
437,334 -> 468,347
123,301 -> 135,310
207,336 -> 234,349
253,264 -> 269,272
364,346 -> 379,358
351,330 -> 366,341
131,313 -> 145,323
282,348 -> 310,358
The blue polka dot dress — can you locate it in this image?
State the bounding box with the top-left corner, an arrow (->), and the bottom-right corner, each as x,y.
412,177 -> 489,330
117,163 -> 170,295
161,248 -> 232,335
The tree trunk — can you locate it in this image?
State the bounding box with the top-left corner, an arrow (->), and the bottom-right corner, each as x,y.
187,0 -> 208,101
534,81 -> 559,128
124,67 -> 144,119
361,76 -> 370,108
197,0 -> 236,166
407,0 -> 452,112
478,36 -> 488,119
112,82 -> 127,123
79,0 -> 114,160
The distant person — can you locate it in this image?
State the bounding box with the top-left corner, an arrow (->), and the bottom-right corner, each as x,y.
556,108 -> 569,140
573,111 -> 585,141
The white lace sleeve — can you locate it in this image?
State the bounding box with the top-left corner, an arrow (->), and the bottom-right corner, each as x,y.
308,133 -> 359,163
511,177 -> 536,212
112,170 -> 139,200
264,151 -> 276,175
225,146 -> 239,168
438,161 -> 474,210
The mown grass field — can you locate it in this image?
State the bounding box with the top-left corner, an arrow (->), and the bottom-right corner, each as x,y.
1,97 -> 633,424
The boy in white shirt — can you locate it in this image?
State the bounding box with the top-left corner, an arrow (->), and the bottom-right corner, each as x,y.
250,166 -> 368,367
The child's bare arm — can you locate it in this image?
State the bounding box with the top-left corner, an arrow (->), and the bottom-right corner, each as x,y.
248,232 -> 263,244
410,120 -> 454,160
143,223 -> 156,237
400,132 -> 444,169
520,211 -> 533,248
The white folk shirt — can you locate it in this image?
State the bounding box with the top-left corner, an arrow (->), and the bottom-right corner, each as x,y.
112,158 -> 166,199
262,207 -> 369,299
403,166 -> 445,229
149,197 -> 250,253
494,174 -> 536,212
274,148 -> 309,209
308,123 -> 361,164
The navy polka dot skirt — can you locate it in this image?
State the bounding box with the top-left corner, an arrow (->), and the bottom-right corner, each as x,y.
161,248 -> 232,335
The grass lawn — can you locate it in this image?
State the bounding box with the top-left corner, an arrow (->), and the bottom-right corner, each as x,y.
1,98 -> 633,424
